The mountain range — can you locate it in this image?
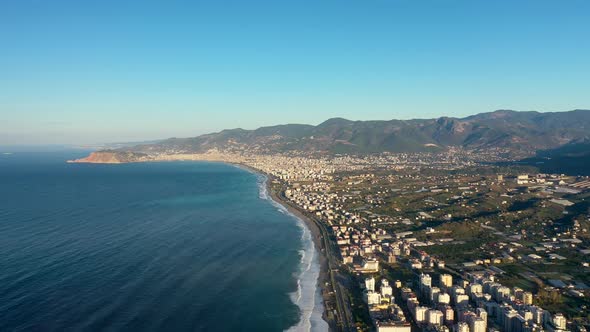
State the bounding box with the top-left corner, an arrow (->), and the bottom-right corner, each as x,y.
118,109 -> 590,156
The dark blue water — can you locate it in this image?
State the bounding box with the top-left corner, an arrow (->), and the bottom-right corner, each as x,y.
0,152 -> 304,331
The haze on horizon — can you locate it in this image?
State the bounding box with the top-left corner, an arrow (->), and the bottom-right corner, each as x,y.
1,0 -> 589,145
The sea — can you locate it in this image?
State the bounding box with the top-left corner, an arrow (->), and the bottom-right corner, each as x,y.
0,151 -> 327,332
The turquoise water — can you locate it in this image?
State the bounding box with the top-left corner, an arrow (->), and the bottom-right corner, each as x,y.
0,152 -> 324,331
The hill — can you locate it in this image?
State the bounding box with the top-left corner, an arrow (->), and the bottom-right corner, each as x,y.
124,109 -> 590,155
520,139 -> 590,175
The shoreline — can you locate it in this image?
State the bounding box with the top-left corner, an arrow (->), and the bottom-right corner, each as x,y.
232,163 -> 334,331
71,157 -> 339,331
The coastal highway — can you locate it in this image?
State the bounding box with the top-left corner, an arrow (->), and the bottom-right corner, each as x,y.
277,189 -> 356,332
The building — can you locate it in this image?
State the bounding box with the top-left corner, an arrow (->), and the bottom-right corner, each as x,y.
438,293 -> 451,304
530,306 -> 546,325
388,253 -> 397,263
420,274 -> 432,290
366,291 -> 381,305
376,324 -> 411,332
503,309 -> 519,332
468,283 -> 483,295
381,279 -> 393,297
477,308 -> 488,323
517,175 -> 529,185
429,287 -> 441,303
451,286 -> 466,298
415,306 -> 428,322
443,306 -> 454,323
361,259 -> 379,273
440,274 -> 453,288
366,277 -> 376,292
455,294 -> 469,306
495,286 -> 511,302
522,292 -> 533,305
553,313 -> 567,330
457,322 -> 469,332
428,310 -> 444,326
470,317 -> 487,332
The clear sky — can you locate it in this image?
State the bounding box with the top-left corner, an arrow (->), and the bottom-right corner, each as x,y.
1,0 -> 589,144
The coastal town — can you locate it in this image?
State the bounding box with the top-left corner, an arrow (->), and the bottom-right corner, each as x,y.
75,148 -> 590,332
247,151 -> 590,332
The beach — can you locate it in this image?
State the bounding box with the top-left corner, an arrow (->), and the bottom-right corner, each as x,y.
234,163 -> 333,331
267,180 -> 332,332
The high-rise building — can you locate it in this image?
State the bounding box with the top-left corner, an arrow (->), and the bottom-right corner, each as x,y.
415,306 -> 428,322
523,311 -> 533,322
440,274 -> 453,288
420,274 -> 432,289
495,286 -> 511,302
503,309 -> 519,332
468,283 -> 483,295
476,308 -> 488,323
388,253 -> 397,264
429,287 -> 441,303
428,310 -> 444,326
438,293 -> 451,304
443,306 -> 454,323
451,285 -> 466,298
530,306 -> 546,325
366,277 -> 375,292
460,280 -> 470,288
522,292 -> 533,305
455,294 -> 469,306
381,279 -> 393,297
553,313 -> 566,330
366,291 -> 381,305
470,318 -> 487,332
407,298 -> 419,312
457,322 -> 469,332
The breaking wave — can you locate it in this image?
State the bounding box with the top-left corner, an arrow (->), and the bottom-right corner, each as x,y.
255,175 -> 328,332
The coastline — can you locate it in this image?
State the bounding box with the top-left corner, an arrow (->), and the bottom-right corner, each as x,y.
267,178 -> 332,332
233,163 -> 333,331
71,156 -> 338,331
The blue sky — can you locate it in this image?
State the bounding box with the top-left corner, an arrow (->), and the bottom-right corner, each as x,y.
1,0 -> 589,144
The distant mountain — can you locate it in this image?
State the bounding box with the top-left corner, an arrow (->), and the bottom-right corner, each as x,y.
125,109 -> 590,156
536,139 -> 590,159
520,139 -> 590,175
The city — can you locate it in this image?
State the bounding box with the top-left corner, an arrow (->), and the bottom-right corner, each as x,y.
144,148 -> 590,332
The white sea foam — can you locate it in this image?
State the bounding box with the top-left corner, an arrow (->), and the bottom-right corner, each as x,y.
258,176 -> 269,199
255,174 -> 328,332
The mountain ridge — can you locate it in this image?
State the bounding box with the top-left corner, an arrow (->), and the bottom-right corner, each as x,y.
120,109 -> 589,156
70,110 -> 590,164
